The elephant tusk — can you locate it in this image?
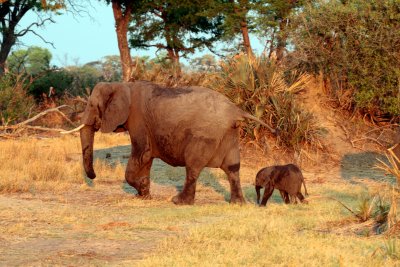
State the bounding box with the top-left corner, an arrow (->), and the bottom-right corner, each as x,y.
61,124 -> 85,134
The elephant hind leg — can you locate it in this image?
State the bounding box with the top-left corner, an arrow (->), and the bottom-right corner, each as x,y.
297,192 -> 308,204
221,148 -> 245,204
172,167 -> 202,205
279,190 -> 290,204
125,157 -> 153,198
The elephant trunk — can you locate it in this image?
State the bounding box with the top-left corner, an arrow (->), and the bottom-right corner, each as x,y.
80,125 -> 96,179
255,185 -> 262,205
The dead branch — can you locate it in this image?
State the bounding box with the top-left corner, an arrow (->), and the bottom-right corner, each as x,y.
0,105 -> 76,132
350,137 -> 386,148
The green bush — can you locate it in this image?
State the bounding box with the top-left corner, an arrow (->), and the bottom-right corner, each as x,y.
29,70 -> 74,99
28,65 -> 103,99
290,0 -> 400,118
0,75 -> 36,124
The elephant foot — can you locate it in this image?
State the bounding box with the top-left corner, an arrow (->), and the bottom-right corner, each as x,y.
229,195 -> 245,205
301,199 -> 309,204
138,193 -> 152,200
172,194 -> 195,205
127,176 -> 150,198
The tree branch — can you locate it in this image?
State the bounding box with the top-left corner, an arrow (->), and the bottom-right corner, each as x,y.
16,17 -> 55,37
0,105 -> 74,131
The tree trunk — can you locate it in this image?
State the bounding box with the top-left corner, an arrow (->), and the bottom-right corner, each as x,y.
112,1 -> 133,82
0,34 -> 15,76
166,48 -> 181,75
276,19 -> 287,61
240,19 -> 253,57
231,0 -> 253,57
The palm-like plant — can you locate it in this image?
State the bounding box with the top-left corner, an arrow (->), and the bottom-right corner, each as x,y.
209,53 -> 324,151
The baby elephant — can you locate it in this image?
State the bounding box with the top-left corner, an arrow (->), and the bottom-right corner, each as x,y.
255,164 -> 308,206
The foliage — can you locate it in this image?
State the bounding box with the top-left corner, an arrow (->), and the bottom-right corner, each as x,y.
0,75 -> 35,124
0,1 -> 67,75
208,54 -> 323,151
28,69 -> 73,99
290,0 -> 400,118
8,46 -> 52,75
190,54 -> 218,72
255,0 -> 304,59
129,0 -> 223,66
67,65 -> 103,96
7,47 -> 104,99
101,55 -> 122,81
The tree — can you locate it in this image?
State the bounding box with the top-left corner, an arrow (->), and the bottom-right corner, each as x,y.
8,46 -> 52,75
0,0 -> 66,76
256,0 -> 304,60
223,0 -> 255,56
103,0 -> 137,81
129,0 -> 223,73
85,55 -> 122,81
190,54 -> 217,72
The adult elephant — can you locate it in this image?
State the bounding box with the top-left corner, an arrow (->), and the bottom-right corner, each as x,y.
75,81 -> 276,205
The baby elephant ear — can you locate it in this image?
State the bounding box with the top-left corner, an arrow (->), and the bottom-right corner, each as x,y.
100,84 -> 131,133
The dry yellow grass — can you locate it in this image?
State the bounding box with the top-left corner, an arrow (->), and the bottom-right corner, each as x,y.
0,135 -> 399,266
0,133 -> 130,193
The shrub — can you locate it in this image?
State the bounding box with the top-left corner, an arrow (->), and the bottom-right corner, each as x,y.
0,75 -> 36,124
28,69 -> 74,99
290,0 -> 400,119
207,54 -> 325,151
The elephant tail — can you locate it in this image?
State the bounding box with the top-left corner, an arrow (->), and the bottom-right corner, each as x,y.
303,179 -> 309,196
240,112 -> 278,135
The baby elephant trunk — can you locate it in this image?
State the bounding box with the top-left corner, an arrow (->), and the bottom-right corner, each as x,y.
255,185 -> 262,204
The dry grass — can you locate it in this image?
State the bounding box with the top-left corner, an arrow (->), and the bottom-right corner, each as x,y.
376,148 -> 400,184
0,133 -> 130,193
1,135 -> 400,265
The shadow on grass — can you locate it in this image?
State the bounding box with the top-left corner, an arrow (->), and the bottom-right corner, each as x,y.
340,152 -> 395,184
91,145 -> 230,201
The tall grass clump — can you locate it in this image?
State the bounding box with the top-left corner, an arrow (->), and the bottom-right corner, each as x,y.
208,54 -> 324,151
376,148 -> 400,185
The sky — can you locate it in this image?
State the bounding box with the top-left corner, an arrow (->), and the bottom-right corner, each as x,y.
18,2 -> 157,66
17,2 -> 264,67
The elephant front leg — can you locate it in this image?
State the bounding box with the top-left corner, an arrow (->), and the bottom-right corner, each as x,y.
172,167 -> 201,205
125,157 -> 153,199
260,186 -> 274,206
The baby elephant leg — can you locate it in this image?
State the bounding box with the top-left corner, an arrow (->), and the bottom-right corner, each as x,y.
297,192 -> 308,204
279,190 -> 290,204
260,186 -> 274,206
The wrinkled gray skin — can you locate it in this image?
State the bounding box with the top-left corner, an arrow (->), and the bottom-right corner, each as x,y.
80,81 -> 275,205
255,164 -> 308,206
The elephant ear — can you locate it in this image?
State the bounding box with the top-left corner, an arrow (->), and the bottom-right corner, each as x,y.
80,103 -> 95,126
100,84 -> 131,133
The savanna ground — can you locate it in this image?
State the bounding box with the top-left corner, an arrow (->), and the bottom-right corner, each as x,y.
1,85 -> 399,266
